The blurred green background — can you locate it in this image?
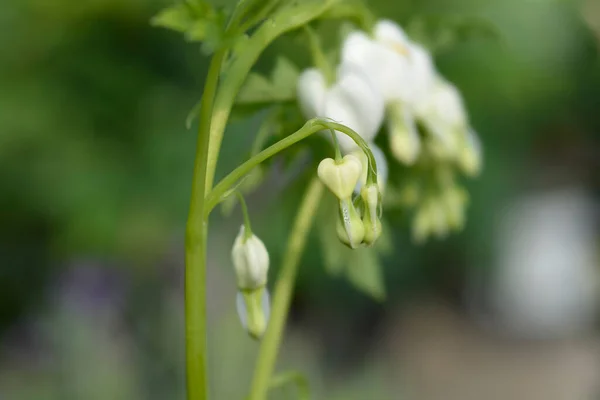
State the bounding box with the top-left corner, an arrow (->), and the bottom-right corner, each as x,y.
1,0 -> 600,399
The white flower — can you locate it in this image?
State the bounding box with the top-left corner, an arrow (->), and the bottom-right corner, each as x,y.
340,20 -> 437,165
231,225 -> 269,290
415,78 -> 466,154
341,20 -> 436,105
416,79 -> 483,174
317,154 -> 363,200
360,183 -> 382,246
297,64 -> 384,153
336,198 -> 365,249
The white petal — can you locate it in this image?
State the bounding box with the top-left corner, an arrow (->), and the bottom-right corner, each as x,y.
297,68 -> 327,119
323,65 -> 384,152
407,43 -> 437,104
374,19 -> 410,48
417,78 -> 467,128
372,144 -> 388,191
341,32 -> 413,103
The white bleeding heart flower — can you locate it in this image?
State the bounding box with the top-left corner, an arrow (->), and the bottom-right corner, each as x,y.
297,64 -> 385,153
360,183 -> 382,246
414,78 -> 470,158
231,225 -> 269,290
317,154 -> 363,200
336,198 -> 365,249
341,20 -> 436,106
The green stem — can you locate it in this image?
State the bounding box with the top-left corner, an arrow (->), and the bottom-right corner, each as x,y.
248,177 -> 324,400
205,119 -> 376,215
185,49 -> 227,400
234,191 -> 253,240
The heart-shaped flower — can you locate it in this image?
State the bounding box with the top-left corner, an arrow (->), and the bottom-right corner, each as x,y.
317,154 -> 363,200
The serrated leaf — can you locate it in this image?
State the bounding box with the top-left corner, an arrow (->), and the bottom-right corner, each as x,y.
151,4 -> 195,32
346,248 -> 386,301
236,56 -> 300,104
151,1 -> 228,54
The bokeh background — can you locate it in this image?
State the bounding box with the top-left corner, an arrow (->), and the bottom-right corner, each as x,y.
2,0 -> 600,399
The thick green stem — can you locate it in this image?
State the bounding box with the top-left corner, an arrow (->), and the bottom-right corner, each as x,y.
185,49 -> 227,400
247,177 -> 324,400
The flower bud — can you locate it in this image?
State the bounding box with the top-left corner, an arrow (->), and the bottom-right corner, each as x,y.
236,287 -> 270,339
458,129 -> 482,177
412,204 -> 431,244
231,225 -> 269,290
428,199 -> 449,238
336,198 -> 365,249
318,155 -> 362,200
442,187 -> 468,230
360,184 -> 382,246
387,102 -> 420,165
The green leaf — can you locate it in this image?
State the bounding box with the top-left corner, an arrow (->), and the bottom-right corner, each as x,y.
151,0 -> 228,53
270,370 -> 310,400
346,248 -> 386,301
236,56 -> 300,104
150,3 -> 195,32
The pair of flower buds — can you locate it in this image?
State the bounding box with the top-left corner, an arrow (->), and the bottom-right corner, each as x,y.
318,153 -> 382,248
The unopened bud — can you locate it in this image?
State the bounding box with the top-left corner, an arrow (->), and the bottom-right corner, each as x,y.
458,129 -> 482,177
442,187 -> 468,230
428,199 -> 449,238
231,225 -> 269,290
318,155 -> 363,200
387,102 -> 420,165
360,184 -> 382,246
336,198 -> 365,249
236,287 -> 270,339
412,205 -> 431,244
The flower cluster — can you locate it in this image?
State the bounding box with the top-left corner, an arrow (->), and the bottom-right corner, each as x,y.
317,153 -> 382,249
298,19 -> 482,242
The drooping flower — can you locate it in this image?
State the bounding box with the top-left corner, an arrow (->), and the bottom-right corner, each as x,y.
231,225 -> 269,290
317,154 -> 363,200
297,64 -> 385,153
231,226 -> 271,339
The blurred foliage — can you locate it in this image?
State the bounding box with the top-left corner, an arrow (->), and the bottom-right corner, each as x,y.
1,0 -> 600,398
